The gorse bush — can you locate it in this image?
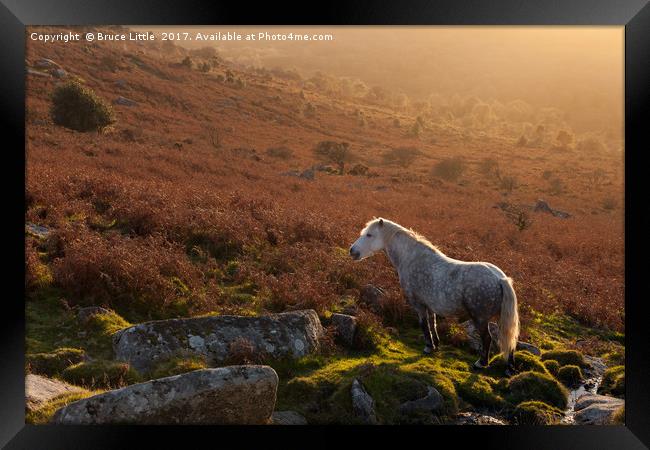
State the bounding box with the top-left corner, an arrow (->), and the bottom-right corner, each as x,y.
50,81 -> 115,132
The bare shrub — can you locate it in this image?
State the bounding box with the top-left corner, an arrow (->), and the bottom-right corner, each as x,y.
314,141 -> 352,174
432,156 -> 465,182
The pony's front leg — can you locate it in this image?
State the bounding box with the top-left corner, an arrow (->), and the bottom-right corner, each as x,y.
431,313 -> 441,348
416,307 -> 436,354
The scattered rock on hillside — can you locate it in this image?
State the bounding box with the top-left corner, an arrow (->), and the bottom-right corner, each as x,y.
574,393 -> 624,425
281,168 -> 315,180
25,374 -> 86,412
358,284 -> 385,314
330,313 -> 357,347
271,410 -> 308,425
454,411 -> 507,425
34,58 -> 61,70
351,378 -> 378,424
534,199 -> 570,219
114,96 -> 137,107
114,79 -> 128,88
26,222 -> 50,239
51,68 -> 67,78
52,366 -> 278,424
77,306 -> 112,324
399,386 -> 444,415
113,310 -> 323,372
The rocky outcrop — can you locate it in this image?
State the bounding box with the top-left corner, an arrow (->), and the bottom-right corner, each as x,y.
114,96 -> 137,107
351,378 -> 378,424
77,306 -> 111,324
25,374 -> 86,412
454,412 -> 507,425
51,366 -> 278,425
113,310 -> 323,372
271,410 -> 308,425
574,393 -> 624,425
399,386 -> 443,415
330,313 -> 357,347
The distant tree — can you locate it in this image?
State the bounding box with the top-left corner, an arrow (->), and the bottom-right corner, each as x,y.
556,130 -> 574,148
50,80 -> 115,132
181,56 -> 193,69
314,141 -> 352,174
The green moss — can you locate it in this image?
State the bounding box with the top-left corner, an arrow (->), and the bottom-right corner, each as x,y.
26,347 -> 85,377
61,360 -> 141,389
149,355 -> 208,379
557,365 -> 583,386
598,365 -> 625,397
512,401 -> 563,425
610,405 -> 625,424
485,350 -> 549,377
543,360 -> 560,376
541,349 -> 588,368
505,371 -> 568,409
26,389 -> 100,424
604,349 -> 625,367
456,374 -> 505,408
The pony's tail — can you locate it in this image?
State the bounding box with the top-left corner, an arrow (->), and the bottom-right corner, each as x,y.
498,277 -> 520,362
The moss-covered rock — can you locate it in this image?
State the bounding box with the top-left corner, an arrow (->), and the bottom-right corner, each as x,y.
557,365 -> 583,386
604,349 -> 624,367
149,355 -> 208,379
61,360 -> 141,389
485,350 -> 548,377
543,359 -> 560,376
26,347 -> 85,376
457,374 -> 505,408
598,365 -> 624,397
26,390 -> 100,425
541,349 -> 589,368
512,400 -> 563,425
505,371 -> 568,409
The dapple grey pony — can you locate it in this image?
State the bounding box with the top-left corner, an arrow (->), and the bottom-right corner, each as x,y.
349,218 -> 519,375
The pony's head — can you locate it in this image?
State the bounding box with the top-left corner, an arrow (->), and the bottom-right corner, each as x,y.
349,218 -> 389,261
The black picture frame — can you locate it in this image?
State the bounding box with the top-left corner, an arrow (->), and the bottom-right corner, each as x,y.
2,0 -> 649,448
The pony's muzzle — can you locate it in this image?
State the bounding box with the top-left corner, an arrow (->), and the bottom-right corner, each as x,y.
349,246 -> 361,260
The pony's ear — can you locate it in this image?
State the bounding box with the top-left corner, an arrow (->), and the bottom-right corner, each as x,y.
378,218 -> 384,227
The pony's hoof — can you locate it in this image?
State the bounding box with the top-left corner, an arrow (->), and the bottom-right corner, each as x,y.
423,345 -> 435,355
473,360 -> 488,370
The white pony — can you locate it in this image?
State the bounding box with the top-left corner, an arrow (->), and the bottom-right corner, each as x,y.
350,218 -> 519,375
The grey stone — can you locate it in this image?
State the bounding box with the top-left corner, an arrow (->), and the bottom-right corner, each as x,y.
351,378 -> 378,424
26,223 -> 50,239
51,68 -> 67,78
26,374 -> 86,412
34,58 -> 61,69
113,310 -> 323,372
454,412 -> 507,425
330,313 -> 357,347
114,96 -> 137,107
271,410 -> 308,425
51,366 -> 278,424
399,386 -> 443,415
534,199 -> 570,219
574,393 -> 624,425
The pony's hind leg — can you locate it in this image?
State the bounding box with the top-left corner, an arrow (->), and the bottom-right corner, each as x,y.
472,321 -> 492,370
505,350 -> 516,377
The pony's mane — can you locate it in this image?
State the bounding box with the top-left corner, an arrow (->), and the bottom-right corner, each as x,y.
364,218 -> 440,252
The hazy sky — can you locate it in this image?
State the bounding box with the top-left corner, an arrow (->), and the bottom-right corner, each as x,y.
135,26 -> 623,133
